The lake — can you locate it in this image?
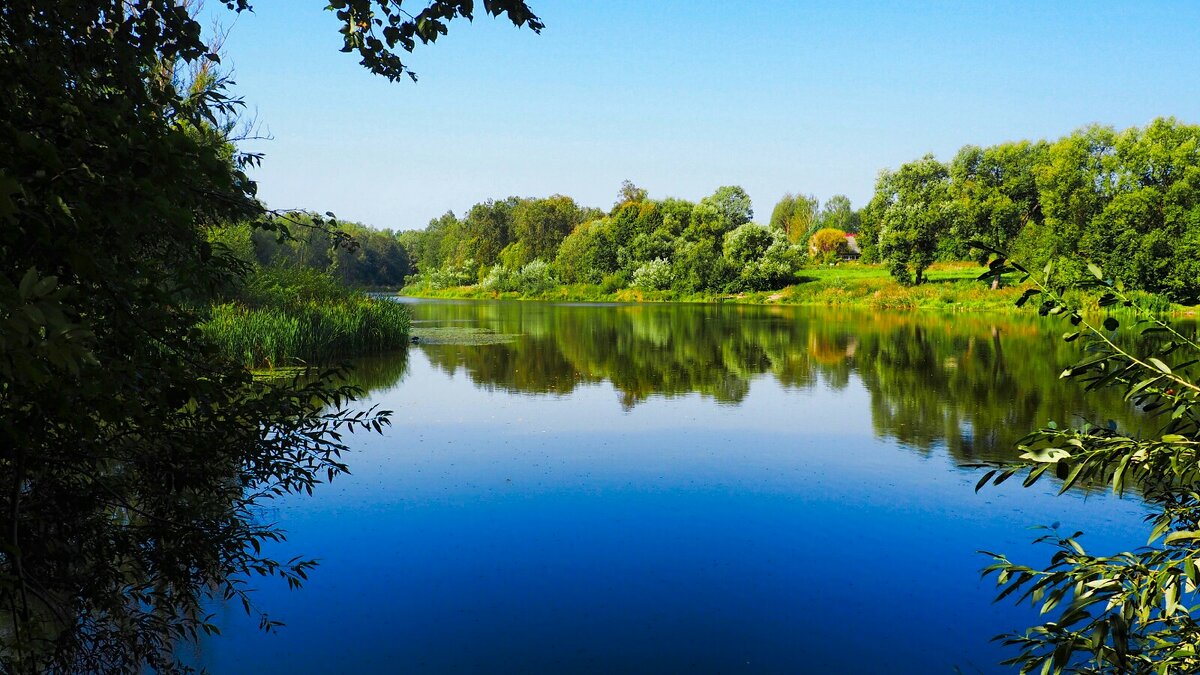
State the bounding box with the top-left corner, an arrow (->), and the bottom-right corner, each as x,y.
194,299 -> 1155,673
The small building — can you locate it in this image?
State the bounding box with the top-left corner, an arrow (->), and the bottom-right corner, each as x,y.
842,234 -> 862,261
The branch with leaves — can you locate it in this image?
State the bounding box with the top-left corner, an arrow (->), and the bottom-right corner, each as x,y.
970,242 -> 1200,674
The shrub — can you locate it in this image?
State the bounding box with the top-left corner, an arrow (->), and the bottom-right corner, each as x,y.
428,258 -> 476,289
631,257 -> 674,290
809,227 -> 850,263
600,271 -> 629,293
481,264 -> 520,292
517,259 -> 557,294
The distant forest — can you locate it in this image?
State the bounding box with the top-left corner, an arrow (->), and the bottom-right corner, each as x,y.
235,117 -> 1200,303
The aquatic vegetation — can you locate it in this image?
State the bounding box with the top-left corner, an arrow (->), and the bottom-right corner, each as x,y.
204,296 -> 411,368
411,325 -> 521,345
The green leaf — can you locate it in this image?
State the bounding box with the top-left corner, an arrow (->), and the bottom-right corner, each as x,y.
1103,317 -> 1119,331
1165,531 -> 1200,545
1020,448 -> 1072,463
17,267 -> 38,300
1087,262 -> 1103,280
1148,358 -> 1172,374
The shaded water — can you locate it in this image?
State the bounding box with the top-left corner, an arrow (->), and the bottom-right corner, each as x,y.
196,300 -> 1162,673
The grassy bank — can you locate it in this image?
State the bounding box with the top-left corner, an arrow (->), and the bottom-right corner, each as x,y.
402,262 -> 1194,314
203,268 -> 411,368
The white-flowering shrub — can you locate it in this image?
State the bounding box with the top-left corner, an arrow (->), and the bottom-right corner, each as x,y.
631,257 -> 674,290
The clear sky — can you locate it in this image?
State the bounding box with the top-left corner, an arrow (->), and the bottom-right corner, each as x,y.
218,1 -> 1200,231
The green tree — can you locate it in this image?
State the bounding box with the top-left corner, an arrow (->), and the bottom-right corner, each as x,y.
1033,119 -> 1200,303
862,154 -> 953,284
769,192 -> 819,242
511,195 -> 587,266
615,179 -> 649,207
457,197 -> 519,267
814,194 -> 860,234
809,227 -> 850,262
555,219 -> 618,284
948,141 -> 1047,276
0,1 -> 539,670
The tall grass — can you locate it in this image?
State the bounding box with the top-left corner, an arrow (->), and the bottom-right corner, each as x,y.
203,267 -> 411,368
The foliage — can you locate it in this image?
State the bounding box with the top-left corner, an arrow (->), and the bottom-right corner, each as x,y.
481,263 -> 520,292
809,227 -> 851,263
691,185 -> 753,239
215,214 -> 413,288
862,154 -> 954,285
723,223 -> 777,265
737,238 -> 805,291
631,258 -> 674,291
852,118 -> 1200,303
616,179 -> 649,206
814,194 -> 861,234
420,258 -> 476,290
770,193 -> 819,242
1030,120 -> 1200,303
973,249 -> 1200,674
327,0 -> 543,82
517,259 -> 557,294
555,219 -> 617,284
0,0 -> 536,671
203,267 -> 411,367
401,185 -> 810,298
723,223 -> 804,291
948,141 -> 1047,265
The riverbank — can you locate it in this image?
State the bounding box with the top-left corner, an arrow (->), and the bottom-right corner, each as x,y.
401,262 -> 1193,314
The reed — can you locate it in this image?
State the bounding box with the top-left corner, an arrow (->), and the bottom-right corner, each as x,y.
203,269 -> 411,368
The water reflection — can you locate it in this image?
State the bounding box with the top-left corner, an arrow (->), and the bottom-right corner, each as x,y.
388,299 -> 1177,463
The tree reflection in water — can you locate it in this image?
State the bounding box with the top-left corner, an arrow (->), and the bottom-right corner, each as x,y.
384,299 -> 1187,463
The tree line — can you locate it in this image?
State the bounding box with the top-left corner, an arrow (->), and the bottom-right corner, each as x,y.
385,117 -> 1200,304
399,183 -> 870,295
859,117 -> 1200,301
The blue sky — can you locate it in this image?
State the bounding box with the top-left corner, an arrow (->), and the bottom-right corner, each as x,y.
219,1 -> 1200,230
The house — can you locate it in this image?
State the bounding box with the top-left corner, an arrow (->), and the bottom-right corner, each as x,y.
842,234 -> 862,261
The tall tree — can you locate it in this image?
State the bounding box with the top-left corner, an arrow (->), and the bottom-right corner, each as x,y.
615,179 -> 649,207
769,193 -> 819,242
1035,119 -> 1200,302
511,195 -> 586,265
861,154 -> 953,284
814,194 -> 860,234
948,141 -> 1047,278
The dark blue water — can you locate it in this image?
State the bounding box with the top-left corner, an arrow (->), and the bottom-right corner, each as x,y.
193,301 -> 1148,673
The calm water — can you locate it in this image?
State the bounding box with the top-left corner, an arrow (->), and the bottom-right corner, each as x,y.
195,300 -> 1159,673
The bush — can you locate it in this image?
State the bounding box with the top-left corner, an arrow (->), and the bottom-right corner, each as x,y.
809,227 -> 850,263
600,271 -> 629,293
722,225 -> 805,291
481,264 -> 520,292
736,239 -> 805,291
427,258 -> 476,289
723,223 -> 775,265
631,257 -> 674,290
517,259 -> 557,294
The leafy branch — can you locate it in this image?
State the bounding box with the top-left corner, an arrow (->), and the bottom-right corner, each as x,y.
969,242 -> 1200,674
